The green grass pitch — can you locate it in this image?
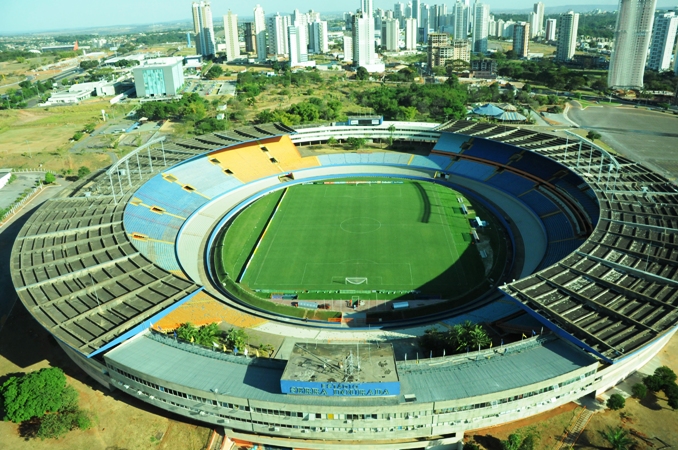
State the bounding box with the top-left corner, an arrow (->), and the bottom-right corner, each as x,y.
220,180 -> 486,298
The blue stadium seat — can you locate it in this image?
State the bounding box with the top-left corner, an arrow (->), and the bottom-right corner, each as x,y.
554,180 -> 600,225
167,158 -> 243,199
133,175 -> 209,217
541,213 -> 575,241
366,153 -> 386,164
462,140 -> 515,165
410,155 -> 445,169
432,133 -> 473,153
427,154 -> 453,169
344,153 -> 362,164
519,190 -> 559,217
129,239 -> 181,272
486,172 -> 535,196
123,205 -> 183,242
448,160 -> 497,180
507,153 -> 561,181
383,153 -> 412,165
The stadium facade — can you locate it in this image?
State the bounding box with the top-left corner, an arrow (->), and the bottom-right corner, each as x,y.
12,121 -> 678,449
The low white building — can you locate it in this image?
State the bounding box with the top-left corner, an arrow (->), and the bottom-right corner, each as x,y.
42,89 -> 92,106
0,171 -> 12,190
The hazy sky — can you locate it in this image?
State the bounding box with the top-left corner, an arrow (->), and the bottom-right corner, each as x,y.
0,0 -> 625,35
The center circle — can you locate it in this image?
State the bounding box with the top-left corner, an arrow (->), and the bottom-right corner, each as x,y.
340,217 -> 381,233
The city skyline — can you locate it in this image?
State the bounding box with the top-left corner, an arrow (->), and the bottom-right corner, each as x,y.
2,0 -> 678,34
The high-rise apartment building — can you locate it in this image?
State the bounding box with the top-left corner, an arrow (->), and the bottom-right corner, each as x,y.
253,5 -> 267,62
362,0 -> 374,17
452,1 -> 468,40
513,23 -> 530,58
353,0 -> 384,72
427,33 -> 470,67
405,17 -> 418,49
223,10 -> 240,62
192,1 -> 215,57
427,32 -> 448,67
675,40 -> 678,75
288,26 -> 308,66
556,11 -> 579,62
412,0 -> 420,29
533,2 -> 545,36
394,2 -> 405,27
382,18 -> 400,51
244,23 -> 256,54
343,36 -> 353,62
529,12 -> 539,38
472,3 -> 490,53
608,0 -> 657,89
309,21 -> 329,54
647,12 -> 678,71
268,13 -> 291,56
545,18 -> 557,41
496,19 -> 505,37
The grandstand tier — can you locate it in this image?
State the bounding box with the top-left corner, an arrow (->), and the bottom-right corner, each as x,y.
10,120 -> 678,449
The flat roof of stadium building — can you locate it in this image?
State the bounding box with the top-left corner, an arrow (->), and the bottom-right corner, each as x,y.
105,333 -> 597,406
281,342 -> 399,385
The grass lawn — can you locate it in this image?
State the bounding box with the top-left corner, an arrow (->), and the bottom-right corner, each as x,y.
220,179 -> 486,299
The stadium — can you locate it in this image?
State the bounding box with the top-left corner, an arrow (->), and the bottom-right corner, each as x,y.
11,118 -> 678,449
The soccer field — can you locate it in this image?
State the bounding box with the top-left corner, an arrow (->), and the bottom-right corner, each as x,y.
224,180 -> 487,298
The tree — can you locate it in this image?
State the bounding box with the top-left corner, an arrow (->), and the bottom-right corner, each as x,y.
346,137 -> 366,150
607,393 -> 626,410
601,427 -> 634,450
587,131 -> 602,141
227,328 -> 249,352
259,343 -> 275,357
327,136 -> 337,147
355,66 -> 369,81
44,172 -> 56,184
36,408 -> 92,439
205,64 -> 224,79
1,368 -> 77,423
502,433 -> 522,450
72,131 -> 84,141
387,124 -> 396,147
463,442 -> 481,450
176,322 -> 199,343
631,383 -> 647,399
77,166 -> 90,179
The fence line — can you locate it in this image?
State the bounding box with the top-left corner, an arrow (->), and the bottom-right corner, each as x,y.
0,183 -> 46,227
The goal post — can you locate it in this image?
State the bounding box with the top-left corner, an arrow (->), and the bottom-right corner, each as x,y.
345,277 -> 368,285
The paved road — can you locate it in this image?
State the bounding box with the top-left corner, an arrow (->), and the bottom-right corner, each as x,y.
0,181 -> 70,332
567,104 -> 678,181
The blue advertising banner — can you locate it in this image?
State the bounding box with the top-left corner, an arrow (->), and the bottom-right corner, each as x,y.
281,380 -> 400,397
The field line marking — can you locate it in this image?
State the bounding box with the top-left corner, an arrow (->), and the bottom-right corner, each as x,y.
300,263 -> 310,285
431,183 -> 466,281
249,189 -> 291,286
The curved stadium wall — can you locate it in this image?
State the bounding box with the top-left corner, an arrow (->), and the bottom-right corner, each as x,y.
11,120 -> 678,449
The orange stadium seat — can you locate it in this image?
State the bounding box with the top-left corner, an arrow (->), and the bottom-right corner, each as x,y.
155,291 -> 267,330
262,135 -> 320,171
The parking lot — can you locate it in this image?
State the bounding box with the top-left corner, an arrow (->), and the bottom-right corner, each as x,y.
183,80 -> 235,96
0,173 -> 41,210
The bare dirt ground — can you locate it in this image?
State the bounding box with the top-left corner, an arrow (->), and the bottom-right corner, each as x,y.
0,101 -> 129,173
0,302 -> 211,450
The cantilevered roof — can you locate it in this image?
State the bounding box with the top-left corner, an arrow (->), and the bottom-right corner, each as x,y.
105,334 -> 595,407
